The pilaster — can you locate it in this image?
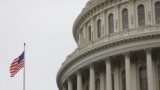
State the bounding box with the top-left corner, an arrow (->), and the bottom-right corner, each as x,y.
114,6 -> 119,32
91,18 -> 96,41
129,1 -> 135,28
146,0 -> 153,25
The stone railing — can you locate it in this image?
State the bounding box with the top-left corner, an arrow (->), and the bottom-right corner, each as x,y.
63,25 -> 160,66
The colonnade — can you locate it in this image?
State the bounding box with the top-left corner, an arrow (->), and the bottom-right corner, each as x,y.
62,48 -> 156,90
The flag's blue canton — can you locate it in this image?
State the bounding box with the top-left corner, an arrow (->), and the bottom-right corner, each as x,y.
18,52 -> 24,64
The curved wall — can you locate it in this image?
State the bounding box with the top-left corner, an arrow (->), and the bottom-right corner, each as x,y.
57,0 -> 160,90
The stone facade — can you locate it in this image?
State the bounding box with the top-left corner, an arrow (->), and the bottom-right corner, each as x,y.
57,0 -> 160,90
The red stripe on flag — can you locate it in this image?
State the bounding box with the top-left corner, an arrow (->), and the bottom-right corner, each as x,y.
10,58 -> 24,77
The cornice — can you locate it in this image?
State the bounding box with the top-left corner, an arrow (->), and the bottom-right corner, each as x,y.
57,30 -> 160,88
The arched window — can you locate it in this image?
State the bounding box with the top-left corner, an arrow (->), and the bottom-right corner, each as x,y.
88,26 -> 92,41
121,70 -> 126,90
138,5 -> 145,26
139,65 -> 148,90
109,14 -> 114,34
97,19 -> 102,38
158,64 -> 160,90
96,79 -> 100,90
155,2 -> 160,24
122,9 -> 129,29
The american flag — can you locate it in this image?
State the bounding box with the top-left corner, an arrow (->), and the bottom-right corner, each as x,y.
10,51 -> 24,77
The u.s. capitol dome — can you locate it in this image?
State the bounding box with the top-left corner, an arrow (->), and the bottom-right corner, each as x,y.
57,0 -> 160,90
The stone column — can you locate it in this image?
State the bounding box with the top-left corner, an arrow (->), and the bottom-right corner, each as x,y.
130,59 -> 137,90
68,78 -> 73,90
77,71 -> 82,90
145,48 -> 154,90
114,64 -> 120,90
100,72 -> 105,90
89,64 -> 95,90
125,53 -> 131,90
106,57 -> 112,90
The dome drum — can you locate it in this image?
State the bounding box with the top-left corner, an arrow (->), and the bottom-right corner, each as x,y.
73,0 -> 160,47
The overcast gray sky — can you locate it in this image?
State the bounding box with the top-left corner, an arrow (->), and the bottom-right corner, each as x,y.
0,0 -> 87,90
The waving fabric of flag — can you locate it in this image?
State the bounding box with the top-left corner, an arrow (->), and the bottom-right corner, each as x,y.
10,51 -> 24,77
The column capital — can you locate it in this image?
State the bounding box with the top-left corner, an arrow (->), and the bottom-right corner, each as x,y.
67,77 -> 72,82
76,69 -> 81,74
104,57 -> 111,62
89,63 -> 94,68
124,52 -> 130,56
124,52 -> 130,60
145,48 -> 152,54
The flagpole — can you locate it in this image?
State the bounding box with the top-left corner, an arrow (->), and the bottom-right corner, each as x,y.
24,43 -> 26,90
